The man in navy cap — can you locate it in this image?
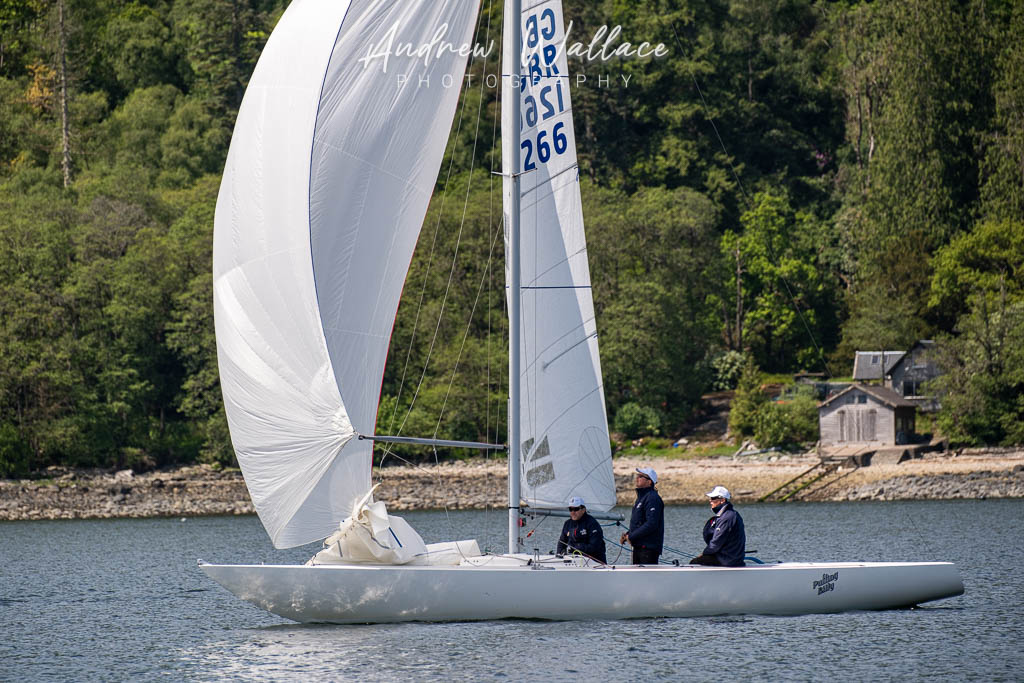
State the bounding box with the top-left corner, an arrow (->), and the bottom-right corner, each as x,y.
556,496 -> 606,563
690,485 -> 745,567
620,467 -> 664,565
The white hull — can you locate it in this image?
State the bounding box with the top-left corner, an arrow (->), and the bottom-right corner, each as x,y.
199,557 -> 963,624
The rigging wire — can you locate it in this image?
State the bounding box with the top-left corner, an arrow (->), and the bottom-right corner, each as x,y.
399,5 -> 494,448
423,0 -> 498,540
376,0 -> 491,473
431,1 -> 503,441
373,0 -> 506,550
432,223 -> 505,436
669,22 -> 834,380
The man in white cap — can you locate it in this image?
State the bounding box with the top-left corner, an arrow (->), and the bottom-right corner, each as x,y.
690,485 -> 745,567
619,467 -> 664,565
556,496 -> 606,563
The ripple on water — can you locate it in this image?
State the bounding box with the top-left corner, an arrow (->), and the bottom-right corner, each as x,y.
0,500 -> 1021,680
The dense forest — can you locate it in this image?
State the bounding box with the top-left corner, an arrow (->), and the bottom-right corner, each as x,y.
0,0 -> 1021,476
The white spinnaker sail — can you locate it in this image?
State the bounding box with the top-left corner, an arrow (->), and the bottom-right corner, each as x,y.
213,0 -> 479,548
502,0 -> 615,511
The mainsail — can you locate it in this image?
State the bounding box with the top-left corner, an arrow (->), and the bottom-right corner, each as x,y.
502,0 -> 615,511
213,0 -> 479,548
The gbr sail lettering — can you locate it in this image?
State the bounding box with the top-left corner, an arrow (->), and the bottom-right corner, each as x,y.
520,7 -> 568,172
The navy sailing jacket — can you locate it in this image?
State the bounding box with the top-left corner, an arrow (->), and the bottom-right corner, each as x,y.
702,502 -> 746,567
557,513 -> 607,563
628,487 -> 664,552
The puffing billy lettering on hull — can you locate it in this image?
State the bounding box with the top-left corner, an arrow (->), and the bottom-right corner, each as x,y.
812,571 -> 839,595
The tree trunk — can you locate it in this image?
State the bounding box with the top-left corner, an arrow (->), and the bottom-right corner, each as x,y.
58,0 -> 72,188
735,246 -> 744,351
747,57 -> 754,101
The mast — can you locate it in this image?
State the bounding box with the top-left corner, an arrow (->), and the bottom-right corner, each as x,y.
507,0 -> 522,554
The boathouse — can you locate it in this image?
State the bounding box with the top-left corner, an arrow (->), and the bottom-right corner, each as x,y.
818,383 -> 916,447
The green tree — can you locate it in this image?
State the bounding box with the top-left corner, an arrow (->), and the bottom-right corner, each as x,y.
158,95 -> 230,187
164,175 -> 228,465
170,0 -> 279,115
0,75 -> 55,170
613,402 -> 661,439
0,0 -> 46,77
102,3 -> 183,93
566,0 -> 843,216
931,292 -> 1024,445
587,183 -> 720,425
727,356 -> 767,441
720,191 -> 837,371
97,84 -> 180,173
0,168 -> 77,468
832,281 -> 929,370
600,279 -> 677,415
836,0 -> 997,340
978,2 -> 1024,224
710,350 -> 746,391
929,218 -> 1024,445
929,219 -> 1024,322
60,192 -> 178,466
753,387 -> 818,448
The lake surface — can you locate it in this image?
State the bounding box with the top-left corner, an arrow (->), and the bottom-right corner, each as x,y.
2,500 -> 1022,681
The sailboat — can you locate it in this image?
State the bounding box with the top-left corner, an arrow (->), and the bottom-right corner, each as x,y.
199,0 -> 963,623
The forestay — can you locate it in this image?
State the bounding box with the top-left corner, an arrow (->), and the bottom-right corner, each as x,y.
213,0 -> 479,548
502,0 -> 615,512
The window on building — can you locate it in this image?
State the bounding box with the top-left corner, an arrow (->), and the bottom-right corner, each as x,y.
872,355 -> 880,364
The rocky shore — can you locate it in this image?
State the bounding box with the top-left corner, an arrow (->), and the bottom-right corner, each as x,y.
1,451 -> 1022,521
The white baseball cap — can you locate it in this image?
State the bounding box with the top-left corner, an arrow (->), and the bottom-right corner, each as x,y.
635,467 -> 658,484
706,485 -> 731,500
569,496 -> 585,508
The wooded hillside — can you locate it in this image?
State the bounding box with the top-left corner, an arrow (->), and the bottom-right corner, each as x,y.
1,0 -> 1021,475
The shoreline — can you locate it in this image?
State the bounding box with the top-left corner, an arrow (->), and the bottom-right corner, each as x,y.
1,451 -> 1022,522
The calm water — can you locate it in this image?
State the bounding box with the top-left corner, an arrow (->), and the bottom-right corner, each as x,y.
2,500 -> 1022,681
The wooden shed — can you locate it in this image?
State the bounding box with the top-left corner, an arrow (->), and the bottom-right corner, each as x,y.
818,384 -> 916,447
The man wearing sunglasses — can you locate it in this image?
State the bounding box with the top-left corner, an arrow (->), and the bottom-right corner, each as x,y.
619,467 -> 664,565
556,496 -> 607,563
690,485 -> 746,567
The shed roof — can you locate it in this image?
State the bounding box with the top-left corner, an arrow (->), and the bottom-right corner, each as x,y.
819,383 -> 917,409
852,350 -> 905,380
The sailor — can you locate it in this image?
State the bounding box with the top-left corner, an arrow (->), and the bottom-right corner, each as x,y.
690,485 -> 746,567
556,496 -> 607,563
620,467 -> 664,565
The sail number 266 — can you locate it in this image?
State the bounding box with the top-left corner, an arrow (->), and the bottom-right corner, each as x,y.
522,121 -> 567,171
